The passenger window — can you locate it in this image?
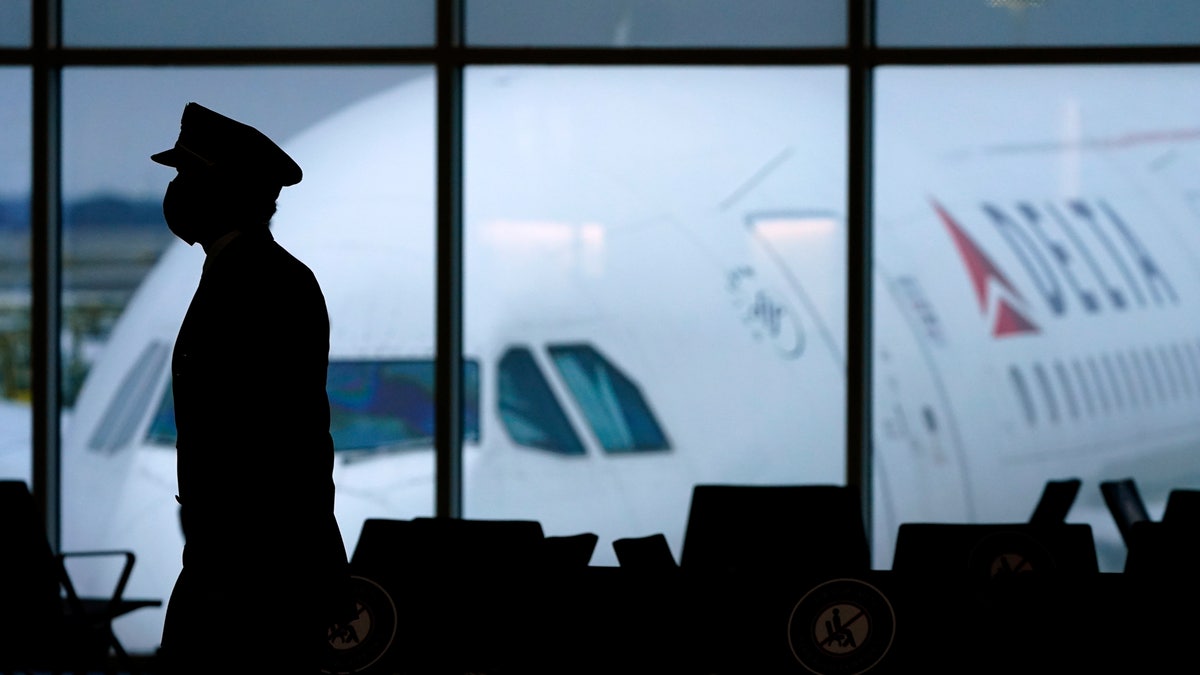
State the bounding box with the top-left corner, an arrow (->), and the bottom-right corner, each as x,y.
498,347 -> 585,456
145,382 -> 176,446
90,340 -> 170,453
1009,365 -> 1036,426
548,343 -> 669,453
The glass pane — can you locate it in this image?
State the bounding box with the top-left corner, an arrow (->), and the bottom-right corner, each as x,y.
873,65 -> 1200,572
465,66 -> 848,564
467,0 -> 843,47
59,66 -> 432,654
0,68 -> 30,484
63,0 -> 433,47
878,0 -> 1200,47
0,1 -> 29,46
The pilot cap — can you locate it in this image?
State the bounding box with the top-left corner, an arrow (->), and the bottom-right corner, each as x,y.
151,102 -> 302,187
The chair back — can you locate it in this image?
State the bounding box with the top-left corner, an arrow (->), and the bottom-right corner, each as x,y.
0,481 -> 67,662
680,484 -> 869,577
613,533 -> 678,570
351,516 -> 546,577
346,517 -> 549,673
541,532 -> 598,569
1100,478 -> 1150,546
1162,489 -> 1200,527
1123,489 -> 1200,574
892,522 -> 1099,577
1029,477 -> 1082,525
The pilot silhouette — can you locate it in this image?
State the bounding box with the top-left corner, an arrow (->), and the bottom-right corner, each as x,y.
152,103 -> 352,675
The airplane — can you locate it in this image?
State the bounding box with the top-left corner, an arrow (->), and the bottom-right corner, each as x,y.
41,64 -> 1200,654
871,64 -> 1200,569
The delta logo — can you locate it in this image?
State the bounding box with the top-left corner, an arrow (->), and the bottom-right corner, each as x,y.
931,198 -> 1178,339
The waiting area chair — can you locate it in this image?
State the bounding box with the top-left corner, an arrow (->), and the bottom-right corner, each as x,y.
1102,479 -> 1200,575
891,521 -> 1099,577
892,477 -> 1097,577
613,533 -> 678,570
1029,477 -> 1082,526
542,531 -> 600,569
343,516 -> 602,674
0,480 -> 161,674
350,516 -> 552,578
1100,477 -> 1152,547
679,484 -> 870,577
1161,488 -> 1200,527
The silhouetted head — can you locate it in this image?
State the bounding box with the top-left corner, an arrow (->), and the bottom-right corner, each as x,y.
152,102 -> 301,247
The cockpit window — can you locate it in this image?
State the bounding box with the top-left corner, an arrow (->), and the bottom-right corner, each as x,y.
498,347 -> 585,456
145,359 -> 481,455
548,343 -> 669,453
327,360 -> 480,451
145,381 -> 177,446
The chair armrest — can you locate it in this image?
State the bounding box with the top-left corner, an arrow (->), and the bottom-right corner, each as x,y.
57,549 -> 137,608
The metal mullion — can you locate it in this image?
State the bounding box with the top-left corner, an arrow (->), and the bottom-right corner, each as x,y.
17,0 -> 1200,557
450,46 -> 848,66
434,0 -> 464,520
9,46 -> 1200,69
27,46 -> 854,68
873,44 -> 1200,67
31,0 -> 62,552
847,0 -> 875,546
33,46 -> 444,67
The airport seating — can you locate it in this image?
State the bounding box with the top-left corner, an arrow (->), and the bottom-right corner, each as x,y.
612,533 -> 678,569
350,516 -> 549,577
1099,477 -> 1151,547
1119,487 -> 1200,575
541,531 -> 599,569
344,516 -> 597,673
1162,487 -> 1200,526
0,480 -> 161,674
1028,476 -> 1082,525
888,481 -> 1107,675
891,521 -> 1099,577
893,478 -> 1097,576
679,484 -> 870,576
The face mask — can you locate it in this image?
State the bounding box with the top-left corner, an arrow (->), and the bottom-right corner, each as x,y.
162,177 -> 201,246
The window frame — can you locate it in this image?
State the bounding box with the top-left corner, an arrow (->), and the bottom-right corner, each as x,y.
7,0 -> 1200,550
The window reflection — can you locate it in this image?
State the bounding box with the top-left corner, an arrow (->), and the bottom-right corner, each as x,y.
0,1 -> 28,47
878,0 -> 1200,47
63,0 -> 434,47
467,0 -> 842,47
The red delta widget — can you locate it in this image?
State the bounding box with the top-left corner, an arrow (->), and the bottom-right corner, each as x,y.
932,198 -> 1179,339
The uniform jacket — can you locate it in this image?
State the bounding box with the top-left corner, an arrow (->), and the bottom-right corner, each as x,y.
170,226 -> 348,584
